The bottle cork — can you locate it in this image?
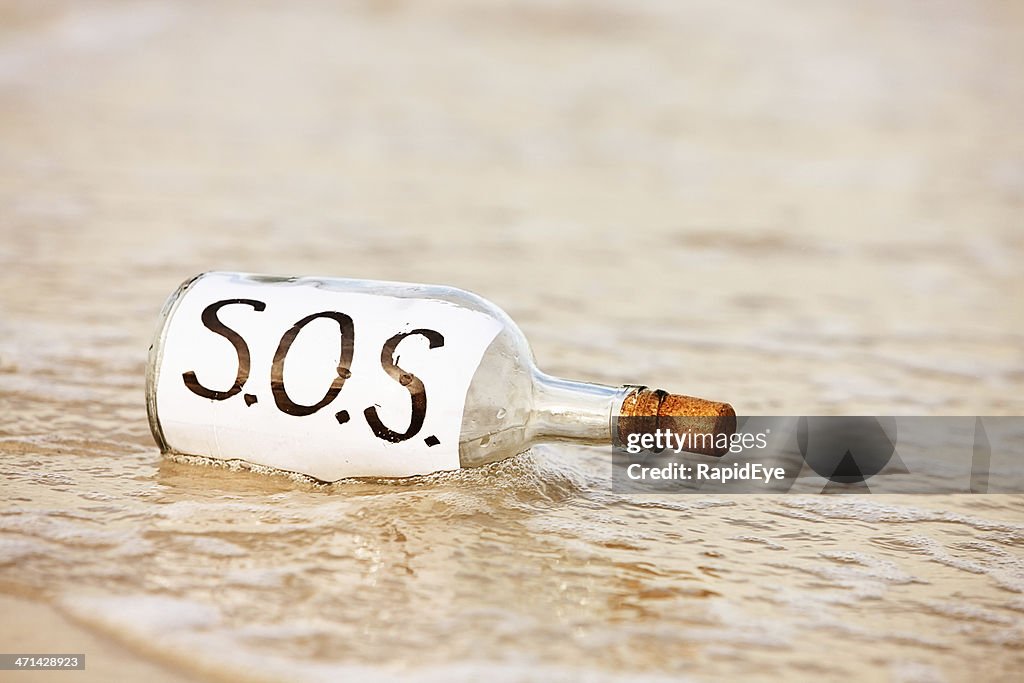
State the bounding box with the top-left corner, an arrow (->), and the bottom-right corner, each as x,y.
618,387 -> 736,457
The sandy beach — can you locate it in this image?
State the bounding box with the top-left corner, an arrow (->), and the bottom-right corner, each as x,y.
1,1 -> 1023,680
0,595 -> 194,682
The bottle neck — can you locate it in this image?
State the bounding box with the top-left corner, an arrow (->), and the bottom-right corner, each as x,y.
527,371 -> 629,445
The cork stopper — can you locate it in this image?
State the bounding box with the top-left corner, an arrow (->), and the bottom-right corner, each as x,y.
617,387 -> 736,457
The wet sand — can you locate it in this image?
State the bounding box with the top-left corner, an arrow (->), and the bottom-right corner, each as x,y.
1,1 -> 1023,681
0,595 -> 193,683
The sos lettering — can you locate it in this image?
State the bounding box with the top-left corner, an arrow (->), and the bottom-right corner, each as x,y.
181,298 -> 445,446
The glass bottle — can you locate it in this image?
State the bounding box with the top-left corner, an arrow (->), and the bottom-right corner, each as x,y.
147,272 -> 734,481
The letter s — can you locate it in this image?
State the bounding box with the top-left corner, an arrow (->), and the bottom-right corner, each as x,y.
364,329 -> 444,443
182,298 -> 266,400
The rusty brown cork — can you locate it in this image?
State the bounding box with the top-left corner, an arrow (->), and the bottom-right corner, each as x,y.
618,387 -> 736,457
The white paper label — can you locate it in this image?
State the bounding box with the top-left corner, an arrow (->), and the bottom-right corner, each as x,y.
153,273 -> 501,480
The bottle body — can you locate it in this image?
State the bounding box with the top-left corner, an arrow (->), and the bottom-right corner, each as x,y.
147,272 -> 730,482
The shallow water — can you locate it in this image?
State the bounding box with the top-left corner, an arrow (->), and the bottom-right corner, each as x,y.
2,1 -> 1023,681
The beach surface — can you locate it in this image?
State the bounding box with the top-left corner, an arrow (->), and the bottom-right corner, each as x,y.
1,1 -> 1023,681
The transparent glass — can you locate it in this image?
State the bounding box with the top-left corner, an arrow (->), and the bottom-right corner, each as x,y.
146,273 -> 632,471
448,290 -> 631,467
